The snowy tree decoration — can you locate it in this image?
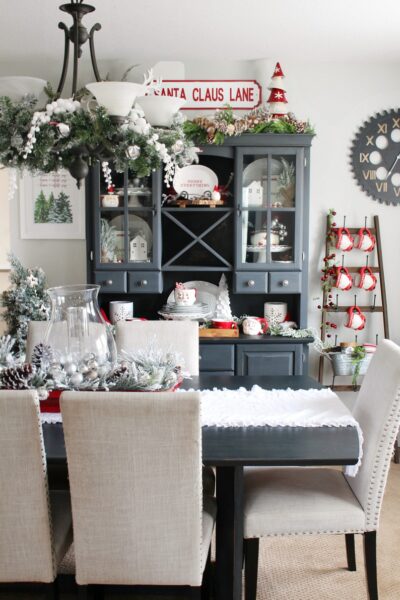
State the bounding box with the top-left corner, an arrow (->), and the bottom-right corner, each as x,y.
267,62 -> 289,118
214,274 -> 233,320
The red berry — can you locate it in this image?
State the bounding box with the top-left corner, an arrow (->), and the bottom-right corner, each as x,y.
332,211 -> 337,216
332,222 -> 337,227
327,334 -> 331,338
317,305 -> 321,309
328,294 -> 332,298
331,323 -> 338,329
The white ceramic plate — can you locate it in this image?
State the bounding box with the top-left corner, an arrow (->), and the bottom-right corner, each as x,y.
110,214 -> 153,251
167,281 -> 219,316
247,245 -> 292,253
173,165 -> 218,196
158,310 -> 212,322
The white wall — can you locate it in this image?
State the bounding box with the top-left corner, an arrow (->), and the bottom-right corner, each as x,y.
2,59 -> 400,371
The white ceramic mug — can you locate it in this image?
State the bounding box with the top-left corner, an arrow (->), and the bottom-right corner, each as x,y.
174,287 -> 196,306
109,301 -> 134,324
264,302 -> 287,324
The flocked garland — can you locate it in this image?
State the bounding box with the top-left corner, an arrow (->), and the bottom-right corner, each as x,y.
0,93 -> 198,184
183,106 -> 314,145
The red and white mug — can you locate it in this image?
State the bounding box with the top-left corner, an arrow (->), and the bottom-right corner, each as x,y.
242,316 -> 268,336
334,266 -> 353,291
345,306 -> 366,331
358,266 -> 377,291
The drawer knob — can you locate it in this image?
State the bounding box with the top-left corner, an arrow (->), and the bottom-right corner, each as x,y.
281,279 -> 289,287
247,279 -> 255,287
140,279 -> 148,287
105,279 -> 113,286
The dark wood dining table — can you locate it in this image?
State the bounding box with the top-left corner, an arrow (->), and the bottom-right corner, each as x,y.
42,375 -> 360,600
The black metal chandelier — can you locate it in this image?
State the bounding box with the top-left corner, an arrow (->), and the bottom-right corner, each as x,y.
56,0 -> 102,97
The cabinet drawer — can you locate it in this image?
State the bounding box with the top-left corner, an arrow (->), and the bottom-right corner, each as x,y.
128,272 -> 162,294
234,272 -> 268,294
236,344 -> 302,376
94,271 -> 127,293
269,272 -> 301,294
200,344 -> 235,372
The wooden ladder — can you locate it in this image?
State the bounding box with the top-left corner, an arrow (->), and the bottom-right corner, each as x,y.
318,215 -> 389,390
317,214 -> 398,462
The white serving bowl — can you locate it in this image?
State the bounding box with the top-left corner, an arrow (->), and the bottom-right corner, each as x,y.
136,95 -> 186,127
0,76 -> 46,101
86,81 -> 145,117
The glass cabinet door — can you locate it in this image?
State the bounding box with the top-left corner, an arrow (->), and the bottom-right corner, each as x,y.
236,149 -> 301,269
96,168 -> 161,269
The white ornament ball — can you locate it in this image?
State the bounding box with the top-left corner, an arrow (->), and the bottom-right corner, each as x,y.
87,369 -> 98,381
70,372 -> 84,387
64,362 -> 78,375
172,139 -> 184,154
126,145 -> 141,159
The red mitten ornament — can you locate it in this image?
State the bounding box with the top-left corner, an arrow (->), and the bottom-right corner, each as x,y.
345,306 -> 366,331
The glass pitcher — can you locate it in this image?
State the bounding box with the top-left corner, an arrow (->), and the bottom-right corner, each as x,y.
45,284 -> 117,386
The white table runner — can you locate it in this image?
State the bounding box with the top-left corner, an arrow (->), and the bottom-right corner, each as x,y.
41,385 -> 363,475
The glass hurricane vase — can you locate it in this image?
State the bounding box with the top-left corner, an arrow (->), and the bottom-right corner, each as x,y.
45,284 -> 116,388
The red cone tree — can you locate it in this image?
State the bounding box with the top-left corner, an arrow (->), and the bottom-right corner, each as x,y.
267,62 -> 288,118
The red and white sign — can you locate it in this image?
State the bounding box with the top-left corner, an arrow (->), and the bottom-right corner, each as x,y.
156,80 -> 262,110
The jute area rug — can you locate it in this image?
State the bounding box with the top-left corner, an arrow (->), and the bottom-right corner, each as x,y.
3,464 -> 399,599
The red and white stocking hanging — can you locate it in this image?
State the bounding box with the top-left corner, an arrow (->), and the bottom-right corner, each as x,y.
267,62 -> 288,118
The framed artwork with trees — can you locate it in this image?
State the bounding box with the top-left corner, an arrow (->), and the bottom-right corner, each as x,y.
19,170 -> 85,239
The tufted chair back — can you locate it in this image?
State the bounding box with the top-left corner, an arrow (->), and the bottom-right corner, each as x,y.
0,390 -> 56,582
61,391 -> 206,586
345,339 -> 400,530
115,320 -> 199,375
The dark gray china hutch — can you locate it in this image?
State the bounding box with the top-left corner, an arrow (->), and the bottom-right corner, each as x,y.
86,133 -> 314,376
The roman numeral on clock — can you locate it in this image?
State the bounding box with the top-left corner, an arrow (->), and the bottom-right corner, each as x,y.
376,182 -> 388,192
394,188 -> 400,197
366,136 -> 374,146
393,118 -> 400,128
378,123 -> 388,134
360,153 -> 369,163
362,170 -> 376,180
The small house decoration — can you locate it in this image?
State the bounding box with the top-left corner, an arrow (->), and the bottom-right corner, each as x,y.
245,180 -> 263,207
130,233 -> 148,262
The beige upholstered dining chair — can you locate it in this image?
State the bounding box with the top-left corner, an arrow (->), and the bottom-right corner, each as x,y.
242,339 -> 400,600
0,390 -> 72,598
61,390 -> 215,598
26,320 -> 49,360
115,320 -> 200,375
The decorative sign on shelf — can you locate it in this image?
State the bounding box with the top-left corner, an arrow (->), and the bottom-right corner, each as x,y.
156,80 -> 262,110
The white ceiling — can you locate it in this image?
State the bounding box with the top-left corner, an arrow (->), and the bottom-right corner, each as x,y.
1,0 -> 400,68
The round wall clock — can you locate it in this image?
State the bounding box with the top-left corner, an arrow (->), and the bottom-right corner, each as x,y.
350,108 -> 400,205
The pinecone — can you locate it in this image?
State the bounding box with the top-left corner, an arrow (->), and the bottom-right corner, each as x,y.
0,364 -> 34,389
31,343 -> 54,372
105,365 -> 129,385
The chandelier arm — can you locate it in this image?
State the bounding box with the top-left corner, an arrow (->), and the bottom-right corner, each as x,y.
71,13 -> 80,96
89,24 -> 102,82
56,22 -> 71,96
